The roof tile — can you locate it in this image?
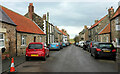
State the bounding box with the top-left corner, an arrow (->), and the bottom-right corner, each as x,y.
1,6 -> 45,35
98,23 -> 110,35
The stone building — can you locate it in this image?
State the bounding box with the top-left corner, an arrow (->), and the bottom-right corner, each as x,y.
48,23 -> 55,44
24,3 -> 44,30
98,23 -> 111,42
79,26 -> 89,41
0,7 -> 17,57
110,5 -> 120,63
62,29 -> 70,42
89,7 -> 114,42
2,6 -> 46,56
54,26 -> 62,42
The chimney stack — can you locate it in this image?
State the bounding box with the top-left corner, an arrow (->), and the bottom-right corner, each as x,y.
43,14 -> 46,20
95,20 -> 98,23
84,25 -> 88,29
108,6 -> 114,19
28,3 -> 34,20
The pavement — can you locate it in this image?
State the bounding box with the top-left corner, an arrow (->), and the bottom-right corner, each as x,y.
2,55 -> 25,73
13,45 -> 118,72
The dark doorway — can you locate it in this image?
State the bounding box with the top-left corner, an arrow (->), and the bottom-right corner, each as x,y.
34,36 -> 36,42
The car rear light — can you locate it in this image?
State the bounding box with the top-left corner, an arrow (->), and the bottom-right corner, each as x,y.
56,45 -> 59,46
96,48 -> 101,51
112,49 -> 116,52
49,45 -> 51,46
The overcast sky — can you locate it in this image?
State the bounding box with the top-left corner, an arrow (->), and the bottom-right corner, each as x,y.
1,1 -> 119,39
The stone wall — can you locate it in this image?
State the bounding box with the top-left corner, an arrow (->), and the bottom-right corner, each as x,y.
98,34 -> 110,42
1,22 -> 16,57
17,32 -> 46,56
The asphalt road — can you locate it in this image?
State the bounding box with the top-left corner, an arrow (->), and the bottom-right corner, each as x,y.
15,45 -> 118,72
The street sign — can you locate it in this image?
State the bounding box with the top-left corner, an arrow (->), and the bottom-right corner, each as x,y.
116,25 -> 120,31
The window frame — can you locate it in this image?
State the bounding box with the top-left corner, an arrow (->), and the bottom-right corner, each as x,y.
21,35 -> 26,46
0,33 -> 5,48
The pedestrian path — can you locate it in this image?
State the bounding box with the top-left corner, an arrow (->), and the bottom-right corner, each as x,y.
2,55 -> 25,72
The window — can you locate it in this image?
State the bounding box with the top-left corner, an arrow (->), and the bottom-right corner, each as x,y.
40,36 -> 42,42
21,35 -> 26,46
28,44 -> 43,49
0,33 -> 4,47
106,37 -> 108,42
34,36 -> 36,42
115,17 -> 119,25
101,36 -> 102,42
116,38 -> 120,47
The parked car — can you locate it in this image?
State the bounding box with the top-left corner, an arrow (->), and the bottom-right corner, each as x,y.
59,42 -> 63,49
91,42 -> 116,60
62,42 -> 67,47
75,42 -> 79,46
88,41 -> 95,53
83,41 -> 90,50
49,43 -> 60,50
25,42 -> 49,61
78,41 -> 85,47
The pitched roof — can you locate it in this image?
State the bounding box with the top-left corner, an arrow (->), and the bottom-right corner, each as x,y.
55,28 -> 62,34
98,23 -> 110,35
89,15 -> 107,29
1,6 -> 45,35
59,30 -> 67,36
111,6 -> 120,19
0,8 -> 16,26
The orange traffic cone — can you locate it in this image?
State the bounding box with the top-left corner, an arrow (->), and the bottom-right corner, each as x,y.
10,58 -> 16,72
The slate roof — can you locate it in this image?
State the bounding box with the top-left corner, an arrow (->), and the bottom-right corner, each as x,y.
89,15 -> 107,29
1,6 -> 45,35
0,7 -> 16,26
111,6 -> 120,20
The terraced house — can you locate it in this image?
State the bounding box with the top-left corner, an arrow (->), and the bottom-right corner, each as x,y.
79,25 -> 89,41
89,7 -> 114,42
1,5 -> 46,56
0,7 -> 17,57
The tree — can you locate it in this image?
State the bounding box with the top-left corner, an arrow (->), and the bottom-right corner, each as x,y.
74,35 -> 79,43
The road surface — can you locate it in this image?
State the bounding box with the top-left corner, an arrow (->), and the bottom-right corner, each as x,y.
15,45 -> 117,72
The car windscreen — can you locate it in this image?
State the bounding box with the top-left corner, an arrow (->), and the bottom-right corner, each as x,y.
28,44 -> 43,49
98,43 -> 114,49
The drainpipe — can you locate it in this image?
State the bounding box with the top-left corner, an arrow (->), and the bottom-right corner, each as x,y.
16,30 -> 17,56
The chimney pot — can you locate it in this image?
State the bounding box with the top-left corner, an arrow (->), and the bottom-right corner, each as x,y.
28,3 -> 34,20
95,20 -> 98,23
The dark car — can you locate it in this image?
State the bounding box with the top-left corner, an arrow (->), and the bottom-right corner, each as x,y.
83,41 -> 90,50
59,42 -> 63,49
88,41 -> 95,53
91,42 -> 116,60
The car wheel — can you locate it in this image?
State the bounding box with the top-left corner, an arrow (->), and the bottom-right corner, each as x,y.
112,57 -> 116,61
93,53 -> 98,59
26,57 -> 29,61
91,53 -> 93,56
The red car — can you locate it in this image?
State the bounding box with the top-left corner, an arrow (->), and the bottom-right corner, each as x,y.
25,42 -> 49,61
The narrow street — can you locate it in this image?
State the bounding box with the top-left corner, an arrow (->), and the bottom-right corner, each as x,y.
15,45 -> 117,72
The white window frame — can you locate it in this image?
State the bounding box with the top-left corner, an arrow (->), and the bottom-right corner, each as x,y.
115,17 -> 119,25
101,36 -> 102,42
106,37 -> 108,42
21,35 -> 26,46
116,38 -> 120,47
0,33 -> 5,48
